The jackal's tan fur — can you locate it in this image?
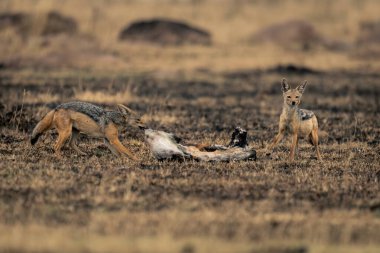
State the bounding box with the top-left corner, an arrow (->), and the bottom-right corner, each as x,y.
266,78 -> 322,161
30,101 -> 145,160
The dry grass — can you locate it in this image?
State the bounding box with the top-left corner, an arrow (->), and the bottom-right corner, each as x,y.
1,69 -> 380,253
74,89 -> 135,104
0,224 -> 379,253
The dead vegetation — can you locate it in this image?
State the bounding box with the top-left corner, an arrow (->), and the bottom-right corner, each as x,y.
1,69 -> 380,253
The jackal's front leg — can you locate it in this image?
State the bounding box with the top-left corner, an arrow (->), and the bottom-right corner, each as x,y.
104,139 -> 121,157
266,129 -> 285,156
289,132 -> 298,162
109,138 -> 138,161
104,123 -> 138,161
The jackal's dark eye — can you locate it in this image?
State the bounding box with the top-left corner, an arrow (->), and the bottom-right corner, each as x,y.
287,96 -> 291,98
296,96 -> 299,98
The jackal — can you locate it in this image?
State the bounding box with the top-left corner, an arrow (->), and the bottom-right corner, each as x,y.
30,101 -> 145,160
266,78 -> 322,161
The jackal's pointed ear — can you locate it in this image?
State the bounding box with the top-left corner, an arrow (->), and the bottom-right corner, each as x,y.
281,78 -> 290,92
117,104 -> 136,116
296,80 -> 307,94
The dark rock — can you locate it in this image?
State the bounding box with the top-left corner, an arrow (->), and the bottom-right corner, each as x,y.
0,11 -> 77,37
251,20 -> 323,51
357,20 -> 380,45
0,12 -> 31,35
268,64 -> 320,75
119,18 -> 211,46
42,11 -> 77,36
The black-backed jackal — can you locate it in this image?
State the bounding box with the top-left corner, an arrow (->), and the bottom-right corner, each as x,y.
266,78 -> 322,161
30,101 -> 145,160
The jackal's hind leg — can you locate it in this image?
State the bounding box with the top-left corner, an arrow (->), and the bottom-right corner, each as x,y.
295,137 -> 299,158
69,128 -> 86,155
310,129 -> 322,160
308,134 -> 314,146
53,112 -> 72,157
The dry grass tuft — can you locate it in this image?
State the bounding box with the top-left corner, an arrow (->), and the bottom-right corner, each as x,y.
74,89 -> 135,104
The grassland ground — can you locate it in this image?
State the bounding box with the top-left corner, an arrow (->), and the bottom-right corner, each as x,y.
0,68 -> 379,253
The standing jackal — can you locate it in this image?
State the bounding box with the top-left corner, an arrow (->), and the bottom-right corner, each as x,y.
266,78 -> 322,161
30,101 -> 145,160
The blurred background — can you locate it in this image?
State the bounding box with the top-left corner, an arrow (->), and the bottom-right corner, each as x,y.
0,0 -> 379,73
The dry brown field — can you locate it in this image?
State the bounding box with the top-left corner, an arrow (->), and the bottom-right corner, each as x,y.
1,0 -> 380,252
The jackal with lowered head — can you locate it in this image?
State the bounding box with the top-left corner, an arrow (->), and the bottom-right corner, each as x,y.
30,101 -> 145,160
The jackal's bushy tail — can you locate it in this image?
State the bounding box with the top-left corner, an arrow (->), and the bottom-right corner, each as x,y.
30,110 -> 55,145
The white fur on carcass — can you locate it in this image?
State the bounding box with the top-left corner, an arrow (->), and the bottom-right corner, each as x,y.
144,129 -> 189,160
144,129 -> 256,162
